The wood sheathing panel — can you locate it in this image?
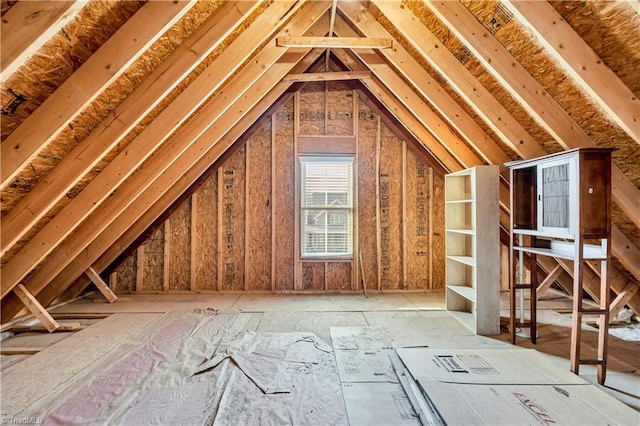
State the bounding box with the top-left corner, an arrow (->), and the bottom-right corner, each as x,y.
378,121 -> 403,290
298,81 -> 325,135
116,83 -> 445,293
431,176 -> 446,290
168,200 -> 191,291
245,122 -> 272,291
113,253 -> 136,293
219,146 -> 246,291
357,99 -> 378,290
142,226 -> 164,292
0,1 -> 227,264
405,150 -> 430,290
273,98 -> 295,291
193,174 -> 218,291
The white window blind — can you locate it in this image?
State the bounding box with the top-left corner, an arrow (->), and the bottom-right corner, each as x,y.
300,156 -> 354,257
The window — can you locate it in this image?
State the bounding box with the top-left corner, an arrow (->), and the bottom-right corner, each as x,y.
300,156 -> 354,258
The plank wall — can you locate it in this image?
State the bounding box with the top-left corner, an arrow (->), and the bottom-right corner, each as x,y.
114,82 -> 445,292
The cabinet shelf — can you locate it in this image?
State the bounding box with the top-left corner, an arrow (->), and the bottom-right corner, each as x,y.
447,285 -> 476,302
446,255 -> 475,267
513,245 -> 607,261
445,166 -> 499,335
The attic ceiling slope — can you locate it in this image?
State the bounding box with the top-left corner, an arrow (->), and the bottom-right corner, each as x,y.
1,0 -> 261,258
0,0 -> 313,299
0,0 -> 196,189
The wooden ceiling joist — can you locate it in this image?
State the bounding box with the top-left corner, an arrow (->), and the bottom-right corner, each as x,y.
0,0 -> 322,299
23,49 -> 326,319
504,0 -> 640,144
282,71 -> 371,82
0,0 -> 196,190
0,11 -> 331,320
276,36 -> 392,49
0,0 -> 87,81
1,0 -> 261,257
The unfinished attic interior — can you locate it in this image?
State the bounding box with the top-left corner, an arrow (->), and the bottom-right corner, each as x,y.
1,0 -> 639,423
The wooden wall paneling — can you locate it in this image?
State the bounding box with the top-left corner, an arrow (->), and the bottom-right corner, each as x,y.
168,201 -> 191,290
194,174 -> 218,290
0,0 -> 195,188
379,121 -> 403,289
405,150 -> 430,290
136,245 -> 144,292
190,193 -> 197,291
142,225 -> 163,292
218,147 -> 246,291
299,81 -> 325,135
0,1 -> 259,256
274,98 -> 295,291
271,115 -> 277,292
116,252 -> 136,293
327,81 -> 355,136
356,97 -> 378,291
109,272 -> 116,293
301,262 -> 325,290
431,176 -> 446,289
294,92 -> 301,291
245,122 -> 272,291
326,262 -> 352,291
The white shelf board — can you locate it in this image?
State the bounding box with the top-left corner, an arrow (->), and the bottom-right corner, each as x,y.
448,310 -> 475,331
446,228 -> 475,235
447,285 -> 476,302
445,198 -> 474,204
446,255 -> 476,267
513,245 -> 607,260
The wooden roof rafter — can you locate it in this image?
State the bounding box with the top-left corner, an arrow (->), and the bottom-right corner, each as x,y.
504,0 -> 640,144
1,0 -> 262,258
0,0 -> 197,190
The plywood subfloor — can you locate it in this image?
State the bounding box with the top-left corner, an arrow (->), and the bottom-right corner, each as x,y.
1,292 -> 638,421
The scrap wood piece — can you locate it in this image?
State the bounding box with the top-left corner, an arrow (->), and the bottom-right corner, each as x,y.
8,322 -> 83,333
0,346 -> 45,355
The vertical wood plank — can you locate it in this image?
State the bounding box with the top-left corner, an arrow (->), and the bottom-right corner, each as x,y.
352,89 -> 359,291
190,193 -> 197,292
136,245 -> 144,292
428,167 -> 434,289
294,91 -> 301,291
163,219 -> 170,291
402,140 -> 407,289
244,142 -> 250,292
271,114 -> 277,292
109,271 -> 117,293
375,115 -> 382,291
217,171 -> 223,292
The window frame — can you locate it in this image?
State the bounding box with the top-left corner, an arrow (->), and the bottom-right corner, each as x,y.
298,155 -> 355,260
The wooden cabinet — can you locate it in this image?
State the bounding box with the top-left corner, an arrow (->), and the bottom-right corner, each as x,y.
506,148 -> 613,384
445,166 -> 499,335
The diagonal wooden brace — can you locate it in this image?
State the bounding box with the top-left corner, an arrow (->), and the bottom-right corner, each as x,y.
85,267 -> 118,303
12,284 -> 59,332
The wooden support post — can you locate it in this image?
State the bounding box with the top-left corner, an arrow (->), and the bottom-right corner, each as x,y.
244,143 -> 250,292
163,219 -> 171,291
294,91 -> 301,291
136,245 -> 144,292
375,115 -> 382,291
428,167 -> 433,290
190,193 -> 197,292
12,284 -> 59,333
352,89 -> 359,292
217,170 -> 223,292
109,271 -> 117,293
271,114 -> 277,292
401,140 -> 407,289
85,267 -> 117,303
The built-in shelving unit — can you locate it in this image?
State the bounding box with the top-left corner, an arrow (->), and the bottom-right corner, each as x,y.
506,147 -> 613,385
445,166 -> 499,335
